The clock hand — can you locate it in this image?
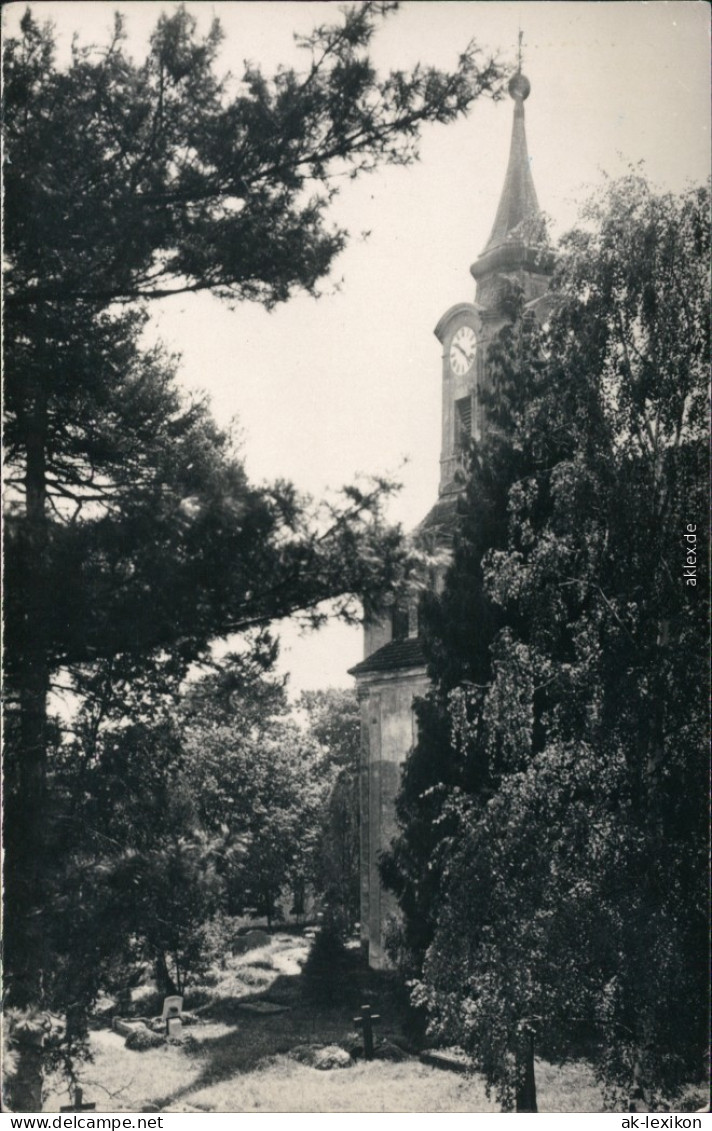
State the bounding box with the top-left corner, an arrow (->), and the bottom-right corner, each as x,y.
453,343 -> 475,366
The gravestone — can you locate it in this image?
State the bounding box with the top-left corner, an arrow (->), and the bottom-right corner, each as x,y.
60,1086 -> 95,1113
161,995 -> 183,1037
353,1003 -> 381,1061
161,995 -> 183,1021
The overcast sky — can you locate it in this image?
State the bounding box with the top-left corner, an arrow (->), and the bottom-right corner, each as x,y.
5,1 -> 710,693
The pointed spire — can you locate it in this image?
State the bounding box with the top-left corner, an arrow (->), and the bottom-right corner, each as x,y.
483,67 -> 540,252
471,52 -> 552,293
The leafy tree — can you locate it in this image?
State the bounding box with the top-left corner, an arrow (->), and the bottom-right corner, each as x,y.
299,689 -> 361,769
3,7 -> 504,1097
25,659 -> 330,1059
34,705 -> 233,1024
183,686 -> 328,927
389,176 -> 709,1108
299,689 -> 361,930
380,307 -> 543,971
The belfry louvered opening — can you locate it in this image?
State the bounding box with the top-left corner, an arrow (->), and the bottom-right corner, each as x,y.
454,395 -> 473,451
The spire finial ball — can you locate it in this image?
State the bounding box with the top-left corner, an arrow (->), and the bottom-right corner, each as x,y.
508,72 -> 531,101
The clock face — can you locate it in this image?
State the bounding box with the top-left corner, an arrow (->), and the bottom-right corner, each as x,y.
449,325 -> 477,377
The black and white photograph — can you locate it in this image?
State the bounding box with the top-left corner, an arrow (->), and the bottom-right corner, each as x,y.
2,0 -> 710,1117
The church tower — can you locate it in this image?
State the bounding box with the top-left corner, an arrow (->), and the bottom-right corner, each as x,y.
350,67 -> 552,969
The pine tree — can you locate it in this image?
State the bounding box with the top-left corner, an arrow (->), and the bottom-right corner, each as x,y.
3,6 -> 505,1107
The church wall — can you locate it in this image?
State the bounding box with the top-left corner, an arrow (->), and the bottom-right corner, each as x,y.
357,668 -> 430,968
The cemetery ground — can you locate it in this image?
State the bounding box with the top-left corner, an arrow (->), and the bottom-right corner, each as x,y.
40,930 -> 703,1114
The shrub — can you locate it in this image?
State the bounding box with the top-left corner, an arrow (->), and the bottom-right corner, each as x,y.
125,1027 -> 165,1052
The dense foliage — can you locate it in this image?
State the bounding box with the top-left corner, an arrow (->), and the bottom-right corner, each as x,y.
4,3 -> 502,312
3,0 -> 502,1040
384,176 -> 709,1109
299,689 -> 362,932
3,5 -> 505,1108
42,678 -> 362,1020
41,663 -> 328,1021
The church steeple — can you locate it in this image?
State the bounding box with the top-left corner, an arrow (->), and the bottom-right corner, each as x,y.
484,70 -> 539,251
433,55 -> 553,498
471,59 -> 551,304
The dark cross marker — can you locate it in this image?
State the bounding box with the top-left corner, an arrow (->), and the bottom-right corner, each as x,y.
353,1003 -> 381,1060
60,1086 -> 96,1113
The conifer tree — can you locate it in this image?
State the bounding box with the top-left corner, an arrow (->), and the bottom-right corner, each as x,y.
3,5 -> 504,1107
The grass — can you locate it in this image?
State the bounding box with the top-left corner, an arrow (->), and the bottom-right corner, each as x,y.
182,1056 -> 501,1113
45,1030 -> 604,1114
40,933 -> 701,1114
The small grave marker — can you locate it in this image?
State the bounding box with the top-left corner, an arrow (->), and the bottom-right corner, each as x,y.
353,1003 -> 380,1060
161,995 -> 183,1037
60,1087 -> 95,1113
161,995 -> 183,1021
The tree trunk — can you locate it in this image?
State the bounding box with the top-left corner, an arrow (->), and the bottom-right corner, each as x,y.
155,953 -> 179,997
5,365 -> 50,1111
627,1035 -> 653,1112
4,1028 -> 46,1113
515,1030 -> 537,1113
